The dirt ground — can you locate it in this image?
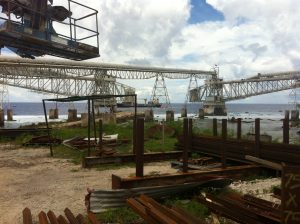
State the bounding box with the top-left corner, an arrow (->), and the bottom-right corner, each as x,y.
0,145 -> 176,224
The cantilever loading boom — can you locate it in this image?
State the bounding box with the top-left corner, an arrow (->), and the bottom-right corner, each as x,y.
189,71 -> 300,115
0,57 -> 214,101
191,71 -> 300,102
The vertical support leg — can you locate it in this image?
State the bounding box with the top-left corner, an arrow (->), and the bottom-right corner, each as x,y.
213,118 -> 218,137
42,100 -> 53,157
183,118 -> 189,173
283,118 -> 289,144
99,119 -> 103,150
136,118 -> 144,177
255,118 -> 260,157
88,99 -> 91,157
221,119 -> 227,168
237,118 -> 242,140
92,100 -> 96,148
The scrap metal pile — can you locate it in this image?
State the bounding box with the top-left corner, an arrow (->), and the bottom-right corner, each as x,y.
197,193 -> 281,224
127,195 -> 204,224
23,207 -> 100,224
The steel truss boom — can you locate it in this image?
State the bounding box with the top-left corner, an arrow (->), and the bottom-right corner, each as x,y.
193,71 -> 300,102
0,57 -> 215,80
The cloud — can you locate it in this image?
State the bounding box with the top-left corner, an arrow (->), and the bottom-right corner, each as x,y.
2,0 -> 300,104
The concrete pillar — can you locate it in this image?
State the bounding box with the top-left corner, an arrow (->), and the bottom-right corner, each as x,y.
68,109 -> 77,122
181,108 -> 187,118
284,110 -> 290,120
198,109 -> 204,119
100,113 -> 116,124
144,109 -> 154,122
81,113 -> 88,127
166,110 -> 174,122
7,109 -> 13,121
0,109 -> 4,127
49,108 -> 58,119
291,110 -> 299,121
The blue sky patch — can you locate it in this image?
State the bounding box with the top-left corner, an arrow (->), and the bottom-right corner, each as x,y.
189,0 -> 224,24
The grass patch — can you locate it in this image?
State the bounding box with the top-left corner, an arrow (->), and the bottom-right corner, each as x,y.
95,207 -> 143,224
165,198 -> 209,219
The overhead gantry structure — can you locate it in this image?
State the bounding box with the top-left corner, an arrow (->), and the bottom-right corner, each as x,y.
0,57 -> 215,106
190,71 -> 300,115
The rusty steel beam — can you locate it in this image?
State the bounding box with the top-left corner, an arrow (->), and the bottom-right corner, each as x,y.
283,119 -> 289,144
136,118 -> 144,177
23,208 -> 33,224
255,118 -> 261,157
183,118 -> 189,173
177,135 -> 300,165
82,151 -> 184,168
213,118 -> 218,137
222,119 -> 227,168
237,118 -> 242,140
281,165 -> 300,224
111,165 -> 261,189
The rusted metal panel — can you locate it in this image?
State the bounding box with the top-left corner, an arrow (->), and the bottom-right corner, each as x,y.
90,180 -> 230,212
281,165 -> 300,224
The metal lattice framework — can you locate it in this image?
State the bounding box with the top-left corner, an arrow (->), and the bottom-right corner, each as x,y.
192,71 -> 300,102
0,57 -> 215,102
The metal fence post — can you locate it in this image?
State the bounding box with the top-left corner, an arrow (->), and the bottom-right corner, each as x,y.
136,118 -> 144,177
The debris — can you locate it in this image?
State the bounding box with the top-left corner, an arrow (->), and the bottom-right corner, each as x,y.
23,135 -> 62,146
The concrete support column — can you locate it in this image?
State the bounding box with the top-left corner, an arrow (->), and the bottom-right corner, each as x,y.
0,109 -> 4,127
181,108 -> 187,118
81,113 -> 88,127
7,109 -> 13,121
284,110 -> 290,120
49,108 -> 58,119
198,109 -> 204,119
291,110 -> 299,121
68,109 -> 77,122
144,109 -> 154,122
166,110 -> 174,122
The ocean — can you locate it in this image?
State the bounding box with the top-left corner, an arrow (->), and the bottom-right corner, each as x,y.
1,102 -> 299,143
1,102 -> 296,125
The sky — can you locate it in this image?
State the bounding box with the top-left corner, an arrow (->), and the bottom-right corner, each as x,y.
1,0 -> 300,103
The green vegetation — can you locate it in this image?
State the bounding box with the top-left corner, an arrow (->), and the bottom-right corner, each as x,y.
165,198 -> 209,218
95,207 -> 143,224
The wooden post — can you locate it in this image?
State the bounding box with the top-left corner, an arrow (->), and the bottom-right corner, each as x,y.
213,118 -> 218,137
237,118 -> 242,140
221,119 -> 227,168
255,118 -> 260,157
283,118 -> 289,144
135,118 -> 144,177
183,118 -> 189,173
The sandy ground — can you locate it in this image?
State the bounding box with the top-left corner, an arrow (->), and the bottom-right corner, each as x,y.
0,145 -> 176,224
